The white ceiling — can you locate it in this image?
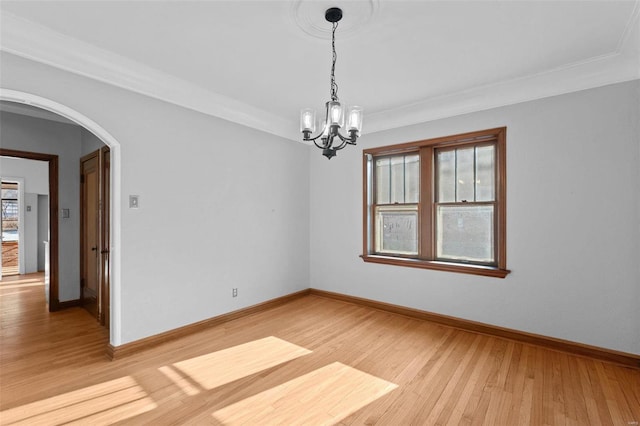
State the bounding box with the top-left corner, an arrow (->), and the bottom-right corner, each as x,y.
1,1 -> 638,142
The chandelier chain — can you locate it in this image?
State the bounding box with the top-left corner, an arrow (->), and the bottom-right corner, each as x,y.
330,21 -> 339,101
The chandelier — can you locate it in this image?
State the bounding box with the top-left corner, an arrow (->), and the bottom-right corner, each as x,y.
300,7 -> 363,159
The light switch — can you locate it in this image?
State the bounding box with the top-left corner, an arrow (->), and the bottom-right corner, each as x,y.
62,208 -> 70,218
129,195 -> 139,209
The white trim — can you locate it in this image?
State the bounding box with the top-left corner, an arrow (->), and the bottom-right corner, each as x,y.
364,48 -> 640,135
0,8 -> 637,140
0,12 -> 297,142
0,89 -> 123,347
0,102 -> 77,126
616,0 -> 640,52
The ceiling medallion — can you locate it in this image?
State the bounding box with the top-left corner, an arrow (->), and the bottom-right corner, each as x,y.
290,0 -> 379,39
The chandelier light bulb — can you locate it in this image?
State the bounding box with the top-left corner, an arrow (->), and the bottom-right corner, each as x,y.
328,101 -> 344,127
300,109 -> 316,133
347,106 -> 363,132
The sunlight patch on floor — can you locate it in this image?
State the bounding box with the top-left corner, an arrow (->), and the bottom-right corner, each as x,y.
0,282 -> 45,290
170,336 -> 312,391
212,361 -> 398,425
0,278 -> 43,286
0,376 -> 157,425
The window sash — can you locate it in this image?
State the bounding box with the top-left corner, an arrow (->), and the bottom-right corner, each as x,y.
374,153 -> 420,205
373,204 -> 419,256
435,202 -> 496,265
435,143 -> 496,204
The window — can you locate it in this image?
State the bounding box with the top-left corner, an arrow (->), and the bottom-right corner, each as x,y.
1,182 -> 19,242
362,127 -> 509,278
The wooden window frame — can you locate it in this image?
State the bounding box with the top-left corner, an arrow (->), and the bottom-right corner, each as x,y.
361,127 -> 510,278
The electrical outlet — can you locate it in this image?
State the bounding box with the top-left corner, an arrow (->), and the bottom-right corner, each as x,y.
232,288 -> 238,297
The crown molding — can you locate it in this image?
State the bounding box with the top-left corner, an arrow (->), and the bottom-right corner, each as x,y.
365,3 -> 639,133
0,12 -> 298,141
1,9 -> 638,142
365,50 -> 640,135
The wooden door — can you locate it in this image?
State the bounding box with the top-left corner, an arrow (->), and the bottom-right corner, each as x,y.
80,152 -> 100,319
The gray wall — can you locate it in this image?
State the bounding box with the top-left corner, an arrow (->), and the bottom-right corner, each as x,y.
22,192 -> 38,273
81,128 -> 104,156
0,112 -> 82,300
1,157 -> 48,193
37,194 -> 48,271
1,51 -> 311,345
310,80 -> 640,355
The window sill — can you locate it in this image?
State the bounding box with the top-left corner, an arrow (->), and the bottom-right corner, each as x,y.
360,255 -> 510,278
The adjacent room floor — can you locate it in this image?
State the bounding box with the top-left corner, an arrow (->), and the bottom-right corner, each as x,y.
1,273 -> 638,425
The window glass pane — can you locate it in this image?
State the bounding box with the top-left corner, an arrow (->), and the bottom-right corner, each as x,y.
390,157 -> 405,204
2,200 -> 19,241
436,205 -> 494,264
436,150 -> 455,202
405,154 -> 420,203
1,200 -> 18,220
375,158 -> 390,204
456,147 -> 475,202
475,145 -> 495,202
1,189 -> 18,199
375,205 -> 418,256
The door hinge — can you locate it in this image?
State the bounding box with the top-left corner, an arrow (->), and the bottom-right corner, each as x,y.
81,278 -> 85,288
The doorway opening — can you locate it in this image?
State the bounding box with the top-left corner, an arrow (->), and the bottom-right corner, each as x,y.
1,180 -> 20,276
0,149 -> 59,310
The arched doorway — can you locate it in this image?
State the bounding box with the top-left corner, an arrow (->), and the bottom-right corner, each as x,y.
0,89 -> 122,346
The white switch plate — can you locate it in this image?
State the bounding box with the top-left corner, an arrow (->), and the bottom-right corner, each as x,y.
129,195 -> 139,209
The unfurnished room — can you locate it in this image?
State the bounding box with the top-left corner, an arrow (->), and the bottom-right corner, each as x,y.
0,1 -> 638,425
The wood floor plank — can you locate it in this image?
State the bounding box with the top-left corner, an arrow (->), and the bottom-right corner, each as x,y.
1,274 -> 639,425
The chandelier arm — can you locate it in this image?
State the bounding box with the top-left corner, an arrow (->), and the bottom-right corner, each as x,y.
306,131 -> 328,144
334,142 -> 349,151
312,138 -> 327,149
336,132 -> 357,145
309,133 -> 333,149
332,136 -> 350,151
343,137 -> 358,145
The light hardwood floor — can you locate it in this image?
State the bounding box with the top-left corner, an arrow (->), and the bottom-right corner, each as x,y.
1,241 -> 19,276
1,274 -> 639,425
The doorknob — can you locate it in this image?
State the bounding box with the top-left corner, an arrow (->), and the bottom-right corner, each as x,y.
91,247 -> 97,251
